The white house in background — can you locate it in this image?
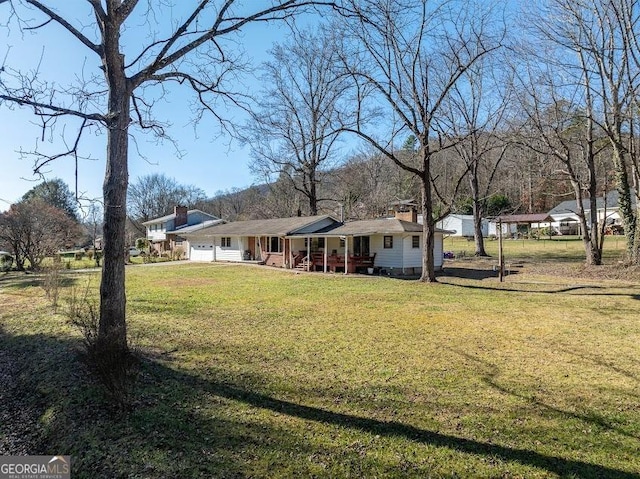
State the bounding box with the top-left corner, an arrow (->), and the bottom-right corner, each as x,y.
142,206 -> 223,258
547,190 -> 635,235
437,214 -> 488,237
183,210 -> 451,274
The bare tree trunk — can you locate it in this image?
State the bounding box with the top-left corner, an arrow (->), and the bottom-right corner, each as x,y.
99,20 -> 129,354
612,144 -> 636,258
420,169 -> 436,283
309,169 -> 318,216
570,179 -> 596,265
470,167 -> 488,256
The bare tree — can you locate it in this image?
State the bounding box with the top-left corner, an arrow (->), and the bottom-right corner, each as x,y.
128,173 -> 206,222
0,198 -> 81,270
515,88 -> 607,264
339,0 -> 504,281
202,186 -> 265,221
245,28 -> 353,215
444,55 -> 512,256
540,0 -> 639,261
0,0 -> 334,362
331,149 -> 408,220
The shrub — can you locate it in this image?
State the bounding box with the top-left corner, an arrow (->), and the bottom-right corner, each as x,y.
42,262 -> 64,312
66,284 -> 138,410
0,253 -> 13,272
172,247 -> 185,261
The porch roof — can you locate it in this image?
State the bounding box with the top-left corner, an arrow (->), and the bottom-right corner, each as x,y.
495,213 -> 553,224
182,215 -> 340,238
306,218 -> 452,237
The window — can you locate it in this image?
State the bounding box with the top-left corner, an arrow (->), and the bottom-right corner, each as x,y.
354,236 -> 370,255
221,237 -> 231,248
412,235 -> 420,248
384,236 -> 393,249
339,237 -> 345,248
304,237 -> 326,250
269,236 -> 282,253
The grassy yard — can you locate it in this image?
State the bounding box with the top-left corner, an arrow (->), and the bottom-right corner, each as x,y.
444,235 -> 629,263
1,259 -> 639,478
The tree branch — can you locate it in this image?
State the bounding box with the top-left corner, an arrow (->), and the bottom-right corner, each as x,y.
0,93 -> 106,122
25,0 -> 102,55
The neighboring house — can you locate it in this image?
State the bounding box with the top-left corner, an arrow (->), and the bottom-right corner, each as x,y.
396,201 -> 487,239
142,206 -> 223,258
437,214 -> 488,237
183,209 -> 450,275
547,190 -> 636,235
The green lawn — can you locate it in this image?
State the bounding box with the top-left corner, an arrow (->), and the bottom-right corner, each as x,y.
1,261 -> 639,478
444,235 -> 629,263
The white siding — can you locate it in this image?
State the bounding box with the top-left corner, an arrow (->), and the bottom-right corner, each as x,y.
372,233 -> 444,271
402,235 -> 423,269
434,232 -> 443,269
214,236 -> 244,262
147,223 -> 168,242
370,235 -> 403,270
438,214 -> 487,237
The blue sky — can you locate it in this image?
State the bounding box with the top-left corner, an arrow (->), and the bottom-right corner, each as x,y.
0,2 -> 308,210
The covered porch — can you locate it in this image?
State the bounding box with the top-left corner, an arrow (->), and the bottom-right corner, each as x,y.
287,234 -> 377,274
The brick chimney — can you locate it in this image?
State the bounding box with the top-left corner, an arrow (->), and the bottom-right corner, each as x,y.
391,200 -> 418,223
174,206 -> 188,228
395,208 -> 417,223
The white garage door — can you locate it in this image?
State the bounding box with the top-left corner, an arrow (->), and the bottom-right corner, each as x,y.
189,243 -> 215,262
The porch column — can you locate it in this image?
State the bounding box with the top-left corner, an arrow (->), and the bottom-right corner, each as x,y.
306,236 -> 311,272
402,235 -> 405,275
344,236 -> 348,275
283,237 -> 288,268
323,244 -> 327,273
288,238 -> 292,267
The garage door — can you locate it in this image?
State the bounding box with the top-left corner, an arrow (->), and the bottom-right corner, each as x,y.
189,244 -> 215,262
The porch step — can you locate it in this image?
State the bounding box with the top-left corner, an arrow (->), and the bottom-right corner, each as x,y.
295,260 -> 311,271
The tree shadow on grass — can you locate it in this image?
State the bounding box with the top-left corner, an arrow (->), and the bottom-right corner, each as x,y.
451,349 -> 640,441
0,271 -> 91,290
437,266 -> 503,281
1,328 -> 639,478
437,276 -> 640,300
555,347 -> 640,385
